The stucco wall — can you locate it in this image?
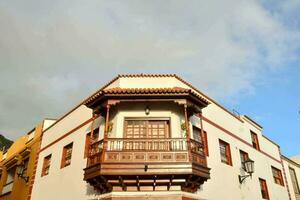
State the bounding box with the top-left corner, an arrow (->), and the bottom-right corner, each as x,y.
282,157 -> 300,200
0,120 -> 54,200
109,102 -> 185,139
31,106 -> 105,200
31,101 -> 187,200
188,104 -> 288,200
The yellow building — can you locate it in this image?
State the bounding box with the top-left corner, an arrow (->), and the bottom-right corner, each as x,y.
0,119 -> 55,200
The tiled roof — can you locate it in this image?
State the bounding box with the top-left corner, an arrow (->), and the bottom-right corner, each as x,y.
84,87 -> 209,105
103,87 -> 189,94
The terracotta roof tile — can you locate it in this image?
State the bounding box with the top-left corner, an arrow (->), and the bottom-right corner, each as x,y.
103,87 -> 190,94
84,86 -> 209,105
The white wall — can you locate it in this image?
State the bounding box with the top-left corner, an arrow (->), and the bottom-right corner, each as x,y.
282,157 -> 300,200
109,102 -> 185,139
31,105 -> 105,200
191,103 -> 289,200
31,102 -> 185,200
43,119 -> 57,131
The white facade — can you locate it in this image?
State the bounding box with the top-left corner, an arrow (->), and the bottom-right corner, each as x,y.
282,156 -> 300,200
31,74 -> 293,200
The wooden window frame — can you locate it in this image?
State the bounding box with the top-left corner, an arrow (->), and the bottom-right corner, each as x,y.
192,126 -> 209,156
124,118 -> 171,139
2,166 -> 16,194
61,142 -> 73,169
41,154 -> 51,177
219,139 -> 232,166
271,166 -> 284,186
84,128 -> 99,158
259,178 -> 270,200
289,167 -> 300,194
250,131 -> 260,150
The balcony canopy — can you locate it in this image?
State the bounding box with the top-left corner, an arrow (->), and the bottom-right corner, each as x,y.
84,87 -> 210,110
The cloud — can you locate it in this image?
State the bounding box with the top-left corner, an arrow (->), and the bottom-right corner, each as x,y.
0,0 -> 299,139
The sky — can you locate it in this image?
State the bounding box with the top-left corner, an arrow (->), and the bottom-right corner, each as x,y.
0,0 -> 299,156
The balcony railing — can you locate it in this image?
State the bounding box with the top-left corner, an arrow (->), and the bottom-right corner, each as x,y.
107,138 -> 188,151
87,138 -> 206,167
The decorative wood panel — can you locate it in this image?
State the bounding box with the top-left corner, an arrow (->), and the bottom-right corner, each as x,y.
176,153 -> 187,161
104,152 -> 189,163
134,153 -> 146,161
106,153 -> 119,162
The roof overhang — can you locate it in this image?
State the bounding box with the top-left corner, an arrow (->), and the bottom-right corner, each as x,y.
3,156 -> 20,169
84,87 -> 210,110
20,147 -> 31,158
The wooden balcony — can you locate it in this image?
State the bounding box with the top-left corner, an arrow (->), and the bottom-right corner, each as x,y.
84,138 -> 210,194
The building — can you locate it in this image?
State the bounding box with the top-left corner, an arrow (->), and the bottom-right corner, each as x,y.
282,155 -> 300,200
0,119 -> 55,200
290,156 -> 300,165
19,74 -> 295,200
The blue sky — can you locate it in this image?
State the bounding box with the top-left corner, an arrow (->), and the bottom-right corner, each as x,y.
221,65 -> 300,156
0,0 -> 299,156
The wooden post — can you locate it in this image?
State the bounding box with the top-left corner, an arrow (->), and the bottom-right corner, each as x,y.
102,104 -> 110,161
104,104 -> 110,139
90,112 -> 96,140
199,111 -> 205,156
184,104 -> 192,162
85,112 -> 97,161
198,111 -> 208,161
199,111 -> 204,138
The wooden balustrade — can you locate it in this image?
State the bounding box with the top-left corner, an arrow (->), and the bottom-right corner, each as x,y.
85,137 -> 210,194
87,139 -> 104,166
87,138 -> 206,167
106,138 -> 188,151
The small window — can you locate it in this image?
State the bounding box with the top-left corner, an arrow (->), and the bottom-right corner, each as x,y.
2,166 -> 16,194
84,128 -> 99,158
250,131 -> 260,150
272,166 -> 284,186
61,143 -> 73,168
259,178 -> 270,199
219,139 -> 232,166
41,154 -> 51,176
289,167 -> 300,194
192,126 -> 209,156
22,159 -> 29,177
240,150 -> 249,166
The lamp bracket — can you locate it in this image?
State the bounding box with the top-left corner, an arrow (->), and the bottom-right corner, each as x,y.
239,174 -> 251,184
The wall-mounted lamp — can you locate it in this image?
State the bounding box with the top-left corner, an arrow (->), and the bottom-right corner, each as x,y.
239,158 -> 255,184
17,162 -> 29,183
145,106 -> 150,115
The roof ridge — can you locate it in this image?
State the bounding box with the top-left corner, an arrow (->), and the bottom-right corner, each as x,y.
103,87 -> 189,92
104,86 -> 187,89
117,73 -> 177,78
